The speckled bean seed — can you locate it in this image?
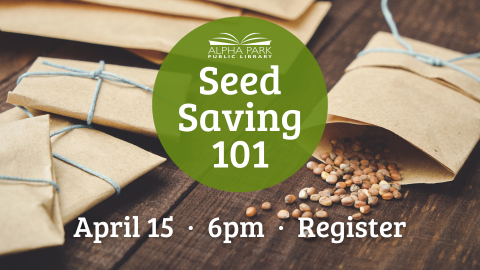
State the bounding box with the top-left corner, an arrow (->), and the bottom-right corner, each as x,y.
278,210 -> 290,219
316,210 -> 328,219
319,196 -> 333,206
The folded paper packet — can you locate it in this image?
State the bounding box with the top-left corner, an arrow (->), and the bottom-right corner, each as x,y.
0,115 -> 64,255
0,0 -> 330,64
76,0 -> 241,20
348,32 -> 480,102
7,57 -> 166,138
208,0 -> 314,20
244,3 -> 331,46
124,2 -> 332,64
314,32 -> 480,185
0,107 -> 166,224
0,0 -> 203,53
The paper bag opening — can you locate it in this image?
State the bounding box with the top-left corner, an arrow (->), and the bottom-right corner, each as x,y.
314,118 -> 456,185
325,66 -> 480,185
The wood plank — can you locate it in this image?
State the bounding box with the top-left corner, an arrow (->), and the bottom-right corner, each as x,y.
46,40 -> 160,69
0,32 -> 59,84
119,0 -> 480,269
0,32 -> 61,111
307,0 -> 370,58
119,144 -> 480,269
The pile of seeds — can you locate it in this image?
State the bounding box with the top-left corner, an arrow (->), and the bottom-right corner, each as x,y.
302,133 -> 403,218
246,133 -> 404,221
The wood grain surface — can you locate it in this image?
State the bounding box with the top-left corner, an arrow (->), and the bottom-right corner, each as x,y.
0,0 -> 479,269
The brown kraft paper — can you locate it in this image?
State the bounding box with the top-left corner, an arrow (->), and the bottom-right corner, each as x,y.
0,0 -> 206,54
0,115 -> 64,255
7,57 -> 164,138
0,0 -> 330,64
124,1 -> 331,64
245,2 -> 331,45
314,32 -> 480,185
0,107 -> 167,224
76,0 -> 242,20
208,0 -> 315,20
347,32 -> 480,102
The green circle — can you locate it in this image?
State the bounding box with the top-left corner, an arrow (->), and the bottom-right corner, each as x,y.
153,17 -> 327,192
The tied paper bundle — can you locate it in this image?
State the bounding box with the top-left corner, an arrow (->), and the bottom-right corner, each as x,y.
0,107 -> 166,224
314,0 -> 480,185
0,115 -> 64,255
0,0 -> 331,64
7,57 -> 164,138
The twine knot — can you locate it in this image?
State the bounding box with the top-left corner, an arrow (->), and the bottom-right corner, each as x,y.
428,57 -> 443,67
356,0 -> 480,84
89,69 -> 102,79
416,56 -> 444,67
89,70 -> 100,79
89,60 -> 105,79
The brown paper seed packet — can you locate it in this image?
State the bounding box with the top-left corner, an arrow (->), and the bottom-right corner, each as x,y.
123,1 -> 332,64
208,0 -> 315,20
77,0 -> 241,20
0,0 -> 206,53
347,32 -> 480,102
0,1 -> 330,64
7,57 -> 172,138
244,2 -> 332,45
0,108 -> 167,224
0,115 -> 64,255
315,32 -> 480,185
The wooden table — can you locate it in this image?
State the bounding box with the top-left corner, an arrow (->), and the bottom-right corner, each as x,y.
1,0 -> 479,269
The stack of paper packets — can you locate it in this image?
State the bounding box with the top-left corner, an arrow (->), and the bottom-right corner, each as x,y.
0,0 -> 331,64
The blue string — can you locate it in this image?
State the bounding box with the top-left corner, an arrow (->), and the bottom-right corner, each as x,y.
14,104 -> 34,118
14,60 -> 166,195
14,105 -> 121,195
0,175 -> 60,192
0,105 -> 59,192
49,124 -> 93,137
52,152 -> 121,195
13,60 -> 158,195
357,0 -> 480,84
13,60 -> 164,195
17,60 -> 154,125
49,124 -> 121,195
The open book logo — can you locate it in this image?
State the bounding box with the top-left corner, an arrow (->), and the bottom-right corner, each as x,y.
209,33 -> 271,46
